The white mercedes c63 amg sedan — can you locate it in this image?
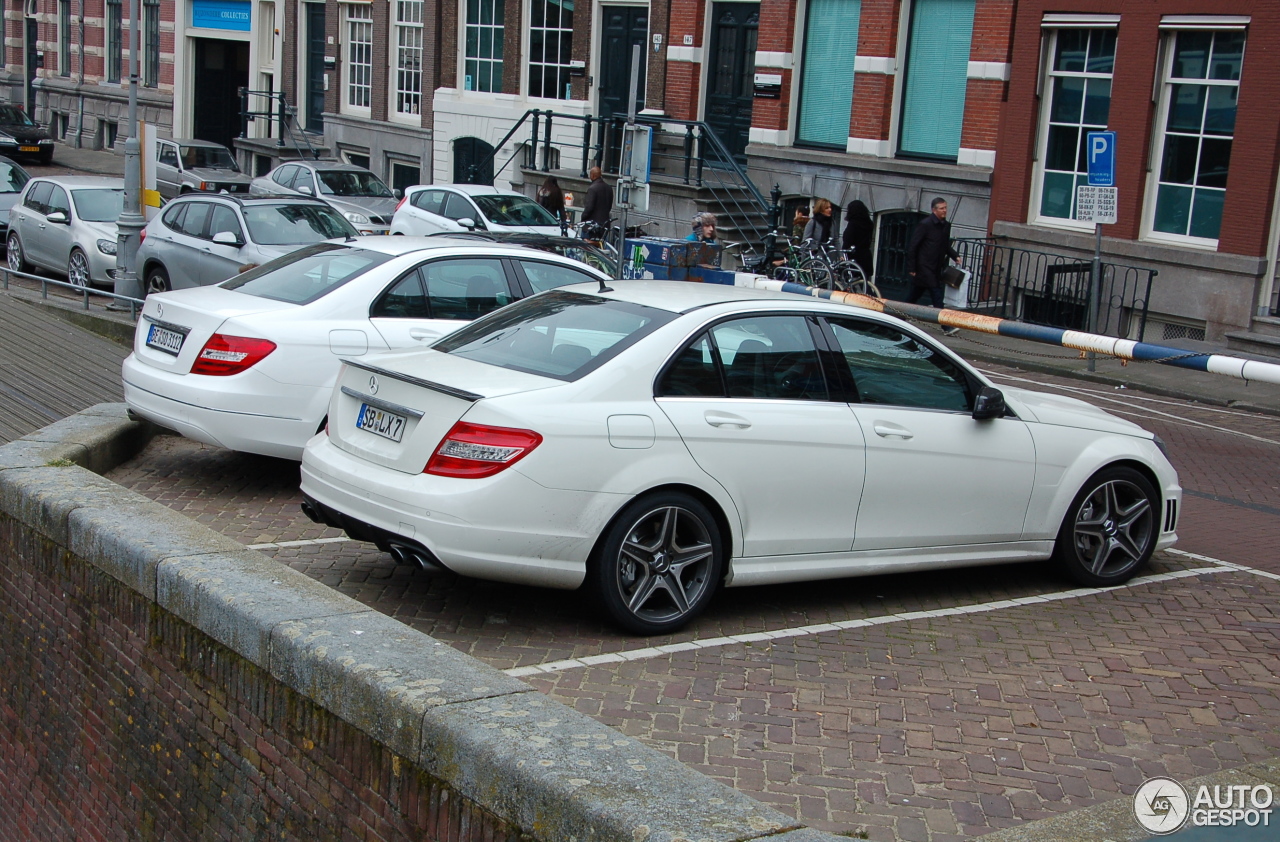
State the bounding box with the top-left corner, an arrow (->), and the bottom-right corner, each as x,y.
300,282 -> 1181,634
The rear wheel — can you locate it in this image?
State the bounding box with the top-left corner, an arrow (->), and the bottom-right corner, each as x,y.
6,233 -> 26,272
589,492 -> 724,635
1053,466 -> 1158,586
67,248 -> 91,289
145,265 -> 171,296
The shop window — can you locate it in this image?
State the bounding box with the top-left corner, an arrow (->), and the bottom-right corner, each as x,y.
898,0 -> 975,161
464,0 -> 504,92
344,4 -> 373,111
528,0 -> 573,99
394,0 -> 424,116
796,0 -> 860,148
1146,29 -> 1243,245
1032,28 -> 1116,225
389,160 -> 421,193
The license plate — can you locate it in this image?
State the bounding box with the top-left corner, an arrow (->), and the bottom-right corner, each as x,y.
19,146 -> 38,153
356,404 -> 407,442
145,323 -> 186,356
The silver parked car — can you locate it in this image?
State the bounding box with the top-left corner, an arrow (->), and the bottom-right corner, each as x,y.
249,160 -> 398,234
155,138 -> 254,200
0,155 -> 32,241
390,184 -> 562,237
6,176 -> 123,288
135,193 -> 360,293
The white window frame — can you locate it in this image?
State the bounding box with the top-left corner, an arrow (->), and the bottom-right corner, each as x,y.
343,3 -> 374,116
525,0 -> 574,101
390,0 -> 424,122
1028,26 -> 1117,233
462,0 -> 505,94
1141,26 -> 1245,250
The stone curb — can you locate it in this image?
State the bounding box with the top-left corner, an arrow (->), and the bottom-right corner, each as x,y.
0,404 -> 845,842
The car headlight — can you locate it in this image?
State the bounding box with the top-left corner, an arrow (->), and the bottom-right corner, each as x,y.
1152,434 -> 1170,460
97,239 -> 117,255
0,135 -> 15,144
344,211 -> 371,225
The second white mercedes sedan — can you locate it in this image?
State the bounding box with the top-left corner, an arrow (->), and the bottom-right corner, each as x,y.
299,282 -> 1182,634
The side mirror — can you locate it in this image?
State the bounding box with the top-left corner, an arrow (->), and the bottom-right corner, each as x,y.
212,230 -> 243,246
297,183 -> 314,195
972,386 -> 1006,421
46,210 -> 69,224
457,217 -> 477,230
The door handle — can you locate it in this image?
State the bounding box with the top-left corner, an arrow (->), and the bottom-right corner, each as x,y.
409,328 -> 440,341
704,410 -> 751,429
873,423 -> 914,440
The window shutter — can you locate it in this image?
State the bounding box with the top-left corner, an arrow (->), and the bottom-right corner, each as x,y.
797,0 -> 861,147
899,0 -> 976,159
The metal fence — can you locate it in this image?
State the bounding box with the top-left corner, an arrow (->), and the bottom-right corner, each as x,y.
949,238 -> 1157,341
1,267 -> 144,319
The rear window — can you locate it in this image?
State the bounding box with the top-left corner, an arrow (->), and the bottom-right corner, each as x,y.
474,195 -> 557,226
244,203 -> 358,244
434,290 -> 675,381
221,243 -> 393,304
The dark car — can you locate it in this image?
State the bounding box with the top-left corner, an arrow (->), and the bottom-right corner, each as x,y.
0,155 -> 31,240
0,105 -> 54,165
426,230 -> 617,276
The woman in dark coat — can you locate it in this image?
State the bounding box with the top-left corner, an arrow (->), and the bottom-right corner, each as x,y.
537,176 -> 568,229
841,199 -> 874,277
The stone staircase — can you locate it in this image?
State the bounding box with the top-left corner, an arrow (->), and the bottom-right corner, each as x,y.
1226,315 -> 1280,360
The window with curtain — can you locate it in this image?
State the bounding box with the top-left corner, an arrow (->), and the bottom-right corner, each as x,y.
59,0 -> 71,77
464,0 -> 504,92
1034,29 -> 1116,222
345,4 -> 373,110
528,0 -> 573,99
144,0 -> 160,87
898,0 -> 975,160
394,0 -> 424,115
1149,29 -> 1243,243
796,0 -> 860,148
107,0 -> 122,83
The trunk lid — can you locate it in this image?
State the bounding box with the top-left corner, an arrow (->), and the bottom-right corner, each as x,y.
131,286 -> 295,373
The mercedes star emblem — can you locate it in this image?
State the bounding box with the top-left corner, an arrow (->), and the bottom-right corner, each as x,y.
369,375 -> 379,395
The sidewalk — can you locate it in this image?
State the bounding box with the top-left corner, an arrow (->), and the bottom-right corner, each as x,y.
41,141 -> 126,176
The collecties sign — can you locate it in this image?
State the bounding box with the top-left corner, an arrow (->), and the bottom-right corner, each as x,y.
192,0 -> 251,31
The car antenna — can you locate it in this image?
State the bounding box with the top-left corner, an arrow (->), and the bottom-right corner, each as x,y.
597,276 -> 613,294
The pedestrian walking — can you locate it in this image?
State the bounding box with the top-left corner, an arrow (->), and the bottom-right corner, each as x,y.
802,198 -> 834,245
791,205 -> 810,240
537,175 -> 568,231
582,166 -> 613,231
841,199 -> 875,278
906,196 -> 961,334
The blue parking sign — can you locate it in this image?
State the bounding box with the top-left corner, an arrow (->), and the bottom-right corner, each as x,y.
1087,131 -> 1116,187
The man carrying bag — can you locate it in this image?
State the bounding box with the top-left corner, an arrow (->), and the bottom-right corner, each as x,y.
906,196 -> 962,335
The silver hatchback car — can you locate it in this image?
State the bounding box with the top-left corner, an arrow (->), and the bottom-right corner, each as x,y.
6,175 -> 124,288
249,160 -> 398,234
135,193 -> 359,293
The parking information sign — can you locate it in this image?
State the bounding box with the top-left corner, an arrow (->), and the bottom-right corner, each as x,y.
1087,131 -> 1116,186
1076,185 -> 1118,224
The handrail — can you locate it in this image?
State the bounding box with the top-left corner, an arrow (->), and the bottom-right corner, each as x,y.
237,88 -> 322,160
2,266 -> 144,320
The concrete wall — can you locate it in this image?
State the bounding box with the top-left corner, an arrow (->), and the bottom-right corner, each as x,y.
0,404 -> 842,842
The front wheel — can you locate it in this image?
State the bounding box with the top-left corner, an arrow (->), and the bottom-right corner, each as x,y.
589,492 -> 724,635
1052,466 -> 1159,586
7,232 -> 27,272
67,248 -> 91,289
145,265 -> 171,296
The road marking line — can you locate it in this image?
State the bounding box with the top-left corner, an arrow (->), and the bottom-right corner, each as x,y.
1166,548 -> 1280,581
248,536 -> 353,550
504,563 -> 1248,677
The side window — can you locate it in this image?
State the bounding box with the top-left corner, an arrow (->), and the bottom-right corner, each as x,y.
179,202 -> 213,238
272,165 -> 298,187
411,189 -> 445,214
161,202 -> 187,230
158,143 -> 179,168
657,332 -> 724,397
292,169 -> 316,192
420,258 -> 511,320
371,269 -> 431,318
826,318 -> 971,411
46,185 -> 71,216
24,181 -> 52,213
440,192 -> 477,222
709,316 -> 828,401
208,205 -> 243,241
520,260 -> 600,293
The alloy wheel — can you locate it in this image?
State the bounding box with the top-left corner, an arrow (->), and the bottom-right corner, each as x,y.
6,235 -> 22,272
68,250 -> 90,288
1071,478 -> 1155,579
613,505 -> 716,627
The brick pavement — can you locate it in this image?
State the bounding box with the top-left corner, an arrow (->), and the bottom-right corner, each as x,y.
101,361 -> 1280,840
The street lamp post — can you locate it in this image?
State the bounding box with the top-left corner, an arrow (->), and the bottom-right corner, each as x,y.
113,0 -> 145,301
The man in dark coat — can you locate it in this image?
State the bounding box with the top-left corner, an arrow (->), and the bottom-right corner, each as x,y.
582,166 -> 613,230
906,196 -> 961,333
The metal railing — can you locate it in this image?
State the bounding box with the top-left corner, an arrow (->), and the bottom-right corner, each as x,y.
237,89 -> 322,160
950,238 -> 1156,341
1,267 -> 144,320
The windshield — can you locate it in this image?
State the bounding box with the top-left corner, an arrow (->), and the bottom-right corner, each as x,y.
71,188 -> 125,222
243,203 -> 359,244
434,290 -> 675,381
474,195 -> 557,226
181,145 -> 239,171
316,170 -> 394,198
0,159 -> 29,193
221,243 -> 393,304
0,106 -> 35,126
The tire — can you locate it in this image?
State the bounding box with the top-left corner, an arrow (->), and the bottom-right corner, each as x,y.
798,257 -> 834,289
145,265 -> 171,296
38,149 -> 53,166
589,492 -> 724,635
6,232 -> 26,272
67,248 -> 91,289
1052,466 -> 1159,587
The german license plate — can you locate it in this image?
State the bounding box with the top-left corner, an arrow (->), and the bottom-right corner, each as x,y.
145,323 -> 186,355
356,404 -> 407,442
19,146 -> 38,153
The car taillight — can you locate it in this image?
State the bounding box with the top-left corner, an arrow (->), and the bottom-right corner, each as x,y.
395,195 -> 408,212
139,229 -> 146,244
424,421 -> 542,478
189,333 -> 277,376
